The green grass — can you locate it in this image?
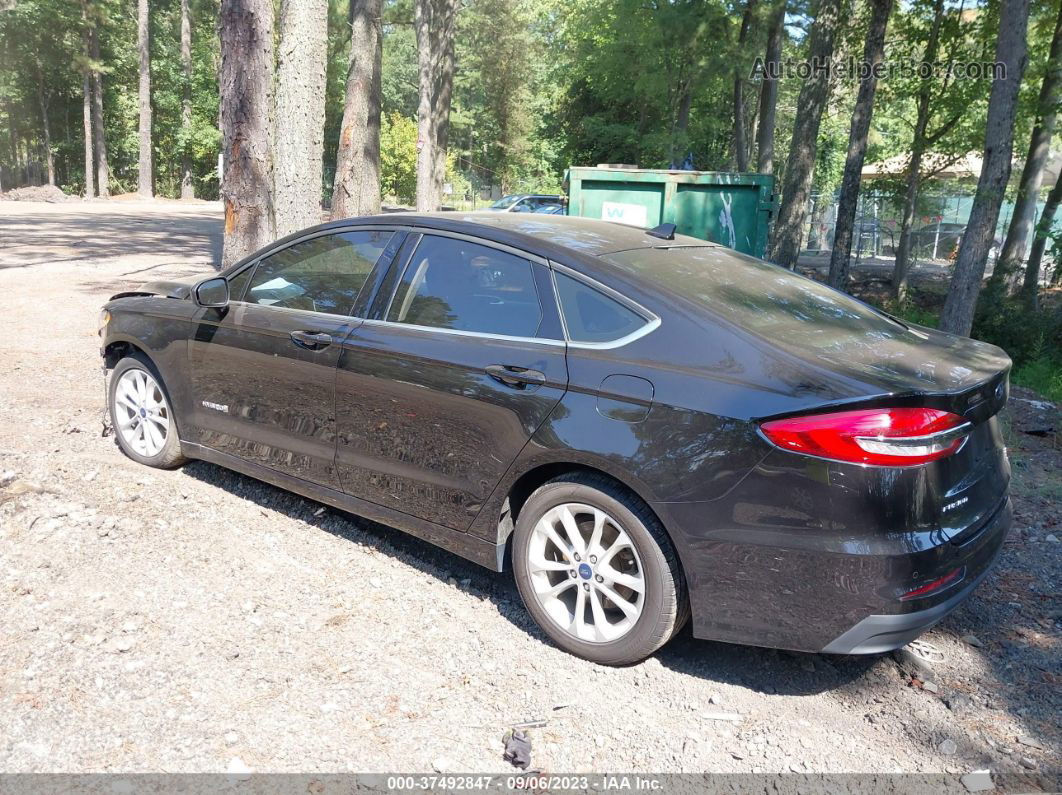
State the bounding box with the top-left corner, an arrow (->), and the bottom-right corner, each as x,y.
890,304 -> 940,329
1012,356 -> 1062,403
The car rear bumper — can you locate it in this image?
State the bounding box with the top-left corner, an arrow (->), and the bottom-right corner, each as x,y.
655,495 -> 1012,654
819,545 -> 1002,654
821,496 -> 1011,654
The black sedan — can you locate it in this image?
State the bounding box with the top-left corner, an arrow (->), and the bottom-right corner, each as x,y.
99,213 -> 1012,665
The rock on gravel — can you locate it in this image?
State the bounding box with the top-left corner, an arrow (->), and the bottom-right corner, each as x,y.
226,757 -> 252,779
960,769 -> 994,792
892,646 -> 935,678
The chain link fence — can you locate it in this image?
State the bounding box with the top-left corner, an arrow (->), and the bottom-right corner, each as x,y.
798,187 -> 1059,281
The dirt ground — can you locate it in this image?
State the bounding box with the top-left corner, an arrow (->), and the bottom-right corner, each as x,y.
0,200 -> 1059,788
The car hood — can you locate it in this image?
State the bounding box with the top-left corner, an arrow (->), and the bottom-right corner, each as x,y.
110,273 -> 207,301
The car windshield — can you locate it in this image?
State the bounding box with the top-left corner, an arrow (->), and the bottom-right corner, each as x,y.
490,195 -> 524,209
603,246 -> 905,350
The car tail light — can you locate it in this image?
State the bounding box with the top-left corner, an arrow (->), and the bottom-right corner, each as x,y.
760,407 -> 971,467
899,566 -> 965,601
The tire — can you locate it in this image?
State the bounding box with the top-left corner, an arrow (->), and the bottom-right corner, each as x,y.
512,472 -> 689,665
108,354 -> 187,469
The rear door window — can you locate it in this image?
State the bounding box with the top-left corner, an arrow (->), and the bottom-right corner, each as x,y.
244,230 -> 394,315
386,235 -> 544,338
554,271 -> 647,344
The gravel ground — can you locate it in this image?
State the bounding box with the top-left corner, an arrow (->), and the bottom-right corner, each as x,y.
0,200 -> 1059,788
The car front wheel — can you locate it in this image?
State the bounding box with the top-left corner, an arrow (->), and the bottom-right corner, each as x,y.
108,355 -> 187,469
513,473 -> 688,665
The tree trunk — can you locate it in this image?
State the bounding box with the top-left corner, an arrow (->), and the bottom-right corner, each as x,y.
668,78 -> 692,166
891,150 -> 928,301
79,2 -> 95,197
733,0 -> 758,172
274,0 -> 328,236
676,86 -> 693,133
939,0 -> 1031,336
827,0 -> 892,290
332,0 -> 383,219
81,76 -> 94,196
768,0 -> 844,269
87,10 -> 109,198
180,0 -> 194,200
414,0 -> 434,211
431,4 -> 457,206
137,0 -> 153,197
891,0 -> 945,301
414,0 -> 459,211
219,0 -> 275,266
35,61 -> 55,186
997,0 -> 1062,286
1021,174 -> 1062,309
755,0 -> 785,174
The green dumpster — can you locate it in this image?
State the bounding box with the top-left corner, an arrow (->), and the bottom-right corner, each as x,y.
566,166 -> 776,258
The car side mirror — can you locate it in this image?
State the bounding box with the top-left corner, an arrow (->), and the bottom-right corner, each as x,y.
194,277 -> 229,308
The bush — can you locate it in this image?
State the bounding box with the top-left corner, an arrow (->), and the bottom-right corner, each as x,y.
380,113 -> 418,205
1012,356 -> 1062,403
971,280 -> 1062,367
970,280 -> 1062,402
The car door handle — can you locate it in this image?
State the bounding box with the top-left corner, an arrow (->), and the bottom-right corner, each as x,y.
485,364 -> 546,389
290,330 -> 333,350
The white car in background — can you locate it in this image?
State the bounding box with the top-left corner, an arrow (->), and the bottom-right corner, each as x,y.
487,194 -> 565,213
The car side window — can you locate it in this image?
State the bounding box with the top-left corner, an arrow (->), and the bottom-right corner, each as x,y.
227,266 -> 253,302
386,235 -> 543,338
554,271 -> 647,344
244,230 -> 394,315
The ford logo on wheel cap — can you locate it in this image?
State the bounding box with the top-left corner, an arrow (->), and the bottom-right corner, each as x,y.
578,563 -> 593,580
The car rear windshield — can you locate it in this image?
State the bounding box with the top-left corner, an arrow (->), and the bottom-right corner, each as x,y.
490,195 -> 522,209
602,246 -> 905,349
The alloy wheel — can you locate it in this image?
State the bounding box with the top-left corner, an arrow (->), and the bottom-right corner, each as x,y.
113,368 -> 170,458
527,502 -> 645,643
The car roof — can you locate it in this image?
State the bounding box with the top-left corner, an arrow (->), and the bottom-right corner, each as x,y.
327,211 -> 711,259
233,212 -> 724,307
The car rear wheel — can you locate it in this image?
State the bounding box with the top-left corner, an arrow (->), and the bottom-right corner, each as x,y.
108,355 -> 186,469
512,473 -> 688,665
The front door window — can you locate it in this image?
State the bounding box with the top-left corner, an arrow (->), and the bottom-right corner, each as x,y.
244,230 -> 394,315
